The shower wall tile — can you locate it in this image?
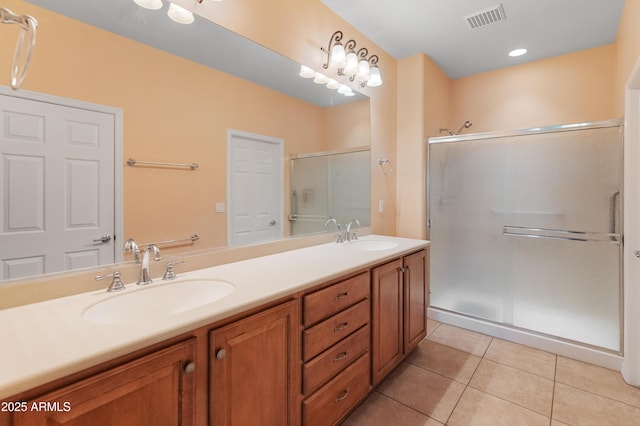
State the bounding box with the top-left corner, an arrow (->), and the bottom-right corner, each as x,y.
484,338 -> 557,380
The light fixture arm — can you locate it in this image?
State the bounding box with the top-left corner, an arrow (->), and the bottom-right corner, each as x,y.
321,30 -> 344,70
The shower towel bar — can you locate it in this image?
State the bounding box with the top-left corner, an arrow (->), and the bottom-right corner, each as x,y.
503,226 -> 620,244
127,158 -> 199,170
140,234 -> 199,247
288,214 -> 331,222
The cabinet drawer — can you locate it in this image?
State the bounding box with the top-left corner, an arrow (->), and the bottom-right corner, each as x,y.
304,272 -> 369,326
303,324 -> 370,396
302,352 -> 371,426
303,299 -> 369,361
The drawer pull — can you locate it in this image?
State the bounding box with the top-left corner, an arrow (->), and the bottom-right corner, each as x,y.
333,322 -> 349,332
334,292 -> 349,300
215,349 -> 227,360
334,388 -> 350,403
333,351 -> 348,362
184,361 -> 196,374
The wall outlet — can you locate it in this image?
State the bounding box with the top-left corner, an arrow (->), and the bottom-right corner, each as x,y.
215,202 -> 225,213
378,200 -> 384,213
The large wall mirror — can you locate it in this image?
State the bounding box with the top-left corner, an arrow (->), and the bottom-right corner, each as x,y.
0,0 -> 371,282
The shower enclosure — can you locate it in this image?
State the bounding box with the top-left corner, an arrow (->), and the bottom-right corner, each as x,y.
289,149 -> 370,236
428,120 -> 623,353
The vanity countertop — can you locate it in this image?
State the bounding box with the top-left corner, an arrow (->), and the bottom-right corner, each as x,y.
0,235 -> 429,399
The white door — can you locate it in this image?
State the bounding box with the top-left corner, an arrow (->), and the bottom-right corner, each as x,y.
227,130 -> 283,246
0,93 -> 116,279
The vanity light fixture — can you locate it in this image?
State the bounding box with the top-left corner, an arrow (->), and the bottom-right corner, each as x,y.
133,0 -> 163,10
321,30 -> 383,88
167,2 -> 194,24
132,0 -> 217,25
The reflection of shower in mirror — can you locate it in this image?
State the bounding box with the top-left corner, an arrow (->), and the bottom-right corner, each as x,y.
439,120 -> 473,136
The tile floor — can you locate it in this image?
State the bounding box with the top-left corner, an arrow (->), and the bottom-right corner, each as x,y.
343,319 -> 640,425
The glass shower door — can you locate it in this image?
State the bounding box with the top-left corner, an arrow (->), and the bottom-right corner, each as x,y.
429,123 -> 622,352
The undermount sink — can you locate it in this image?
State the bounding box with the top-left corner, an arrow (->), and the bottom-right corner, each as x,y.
83,279 -> 234,324
343,239 -> 399,251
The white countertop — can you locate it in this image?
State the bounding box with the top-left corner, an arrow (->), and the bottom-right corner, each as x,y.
0,235 -> 428,399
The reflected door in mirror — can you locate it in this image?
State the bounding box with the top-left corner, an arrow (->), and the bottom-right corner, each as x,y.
227,130 -> 283,246
0,93 -> 116,280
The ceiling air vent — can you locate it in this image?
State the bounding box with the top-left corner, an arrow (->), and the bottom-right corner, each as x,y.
464,4 -> 507,29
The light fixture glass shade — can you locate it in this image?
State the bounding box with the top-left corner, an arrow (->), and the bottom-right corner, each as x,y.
133,0 -> 163,10
313,72 -> 329,84
338,84 -> 351,94
356,59 -> 371,82
299,65 -> 315,78
344,90 -> 355,97
329,43 -> 347,69
344,52 -> 358,76
167,3 -> 194,24
326,79 -> 340,90
367,66 -> 382,87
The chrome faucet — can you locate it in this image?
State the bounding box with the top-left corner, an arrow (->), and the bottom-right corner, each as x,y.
138,244 -> 161,285
345,219 -> 361,242
123,238 -> 140,263
325,218 -> 343,243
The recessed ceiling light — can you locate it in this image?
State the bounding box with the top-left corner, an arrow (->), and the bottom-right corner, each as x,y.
509,48 -> 527,57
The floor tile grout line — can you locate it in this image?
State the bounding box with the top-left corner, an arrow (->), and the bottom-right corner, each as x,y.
550,355 -> 558,426
374,389 -> 446,425
555,380 -> 640,411
465,381 -> 553,419
444,336 -> 494,425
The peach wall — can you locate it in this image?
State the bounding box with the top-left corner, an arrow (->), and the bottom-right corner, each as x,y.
323,100 -> 371,152
396,54 -> 450,240
449,45 -> 617,133
0,0 -> 354,253
615,0 -> 640,117
178,0 -> 399,237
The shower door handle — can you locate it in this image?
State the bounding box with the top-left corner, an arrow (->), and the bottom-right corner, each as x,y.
610,191 -> 620,243
503,226 -> 620,244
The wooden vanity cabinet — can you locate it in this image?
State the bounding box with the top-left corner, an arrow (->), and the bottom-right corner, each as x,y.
209,300 -> 300,426
371,249 -> 428,386
10,339 -> 197,426
300,272 -> 371,425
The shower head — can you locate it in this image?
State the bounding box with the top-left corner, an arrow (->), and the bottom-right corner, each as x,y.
456,121 -> 473,135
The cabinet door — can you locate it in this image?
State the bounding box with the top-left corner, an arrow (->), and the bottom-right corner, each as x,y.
404,249 -> 428,354
209,300 -> 300,425
371,258 -> 404,386
11,339 -> 197,426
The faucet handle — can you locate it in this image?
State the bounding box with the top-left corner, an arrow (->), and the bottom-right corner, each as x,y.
96,271 -> 125,292
149,244 -> 161,261
163,261 -> 186,280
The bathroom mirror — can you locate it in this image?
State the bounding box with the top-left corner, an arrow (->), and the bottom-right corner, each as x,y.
0,0 -> 371,281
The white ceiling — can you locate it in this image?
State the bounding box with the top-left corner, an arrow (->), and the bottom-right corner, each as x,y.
321,0 -> 626,79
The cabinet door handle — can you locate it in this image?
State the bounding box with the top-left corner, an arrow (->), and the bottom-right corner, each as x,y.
333,322 -> 349,332
215,348 -> 227,360
184,361 -> 196,374
333,351 -> 348,362
398,267 -> 406,273
334,292 -> 349,301
334,388 -> 350,403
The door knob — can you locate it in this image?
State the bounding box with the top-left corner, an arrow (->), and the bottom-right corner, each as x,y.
93,235 -> 112,243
